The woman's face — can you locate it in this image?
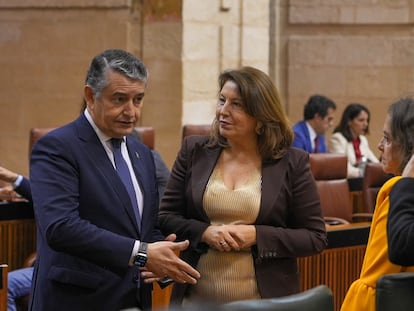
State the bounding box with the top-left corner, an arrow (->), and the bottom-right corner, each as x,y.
216,80 -> 257,143
348,110 -> 369,138
377,113 -> 401,174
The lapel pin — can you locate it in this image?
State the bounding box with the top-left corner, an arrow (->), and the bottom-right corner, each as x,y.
135,151 -> 140,159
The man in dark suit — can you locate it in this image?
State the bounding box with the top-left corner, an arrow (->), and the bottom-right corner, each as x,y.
29,49 -> 200,311
388,153 -> 414,266
292,94 -> 336,153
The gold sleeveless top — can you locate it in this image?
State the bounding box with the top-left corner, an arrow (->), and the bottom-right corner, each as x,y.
185,165 -> 262,304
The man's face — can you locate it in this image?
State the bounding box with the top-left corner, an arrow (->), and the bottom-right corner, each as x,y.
314,107 -> 335,135
85,70 -> 146,138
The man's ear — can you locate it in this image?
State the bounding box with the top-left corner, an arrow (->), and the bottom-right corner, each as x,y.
84,85 -> 95,107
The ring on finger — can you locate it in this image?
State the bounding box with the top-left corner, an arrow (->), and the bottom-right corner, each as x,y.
219,240 -> 227,246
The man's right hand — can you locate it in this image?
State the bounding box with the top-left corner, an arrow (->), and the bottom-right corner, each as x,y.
144,240 -> 200,284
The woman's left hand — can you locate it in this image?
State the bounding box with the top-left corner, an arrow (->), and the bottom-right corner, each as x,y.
201,224 -> 256,252
225,224 -> 257,250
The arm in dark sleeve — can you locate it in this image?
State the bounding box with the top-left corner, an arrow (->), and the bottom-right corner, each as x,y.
151,150 -> 170,203
15,177 -> 32,202
388,178 -> 414,265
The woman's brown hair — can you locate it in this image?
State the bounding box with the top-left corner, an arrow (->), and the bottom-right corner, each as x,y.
208,66 -> 293,161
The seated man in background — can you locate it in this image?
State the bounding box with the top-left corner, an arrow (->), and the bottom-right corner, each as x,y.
292,94 -> 337,153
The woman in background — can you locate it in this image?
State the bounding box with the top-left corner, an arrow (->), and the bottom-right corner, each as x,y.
329,103 -> 379,177
159,66 -> 327,307
340,97 -> 414,311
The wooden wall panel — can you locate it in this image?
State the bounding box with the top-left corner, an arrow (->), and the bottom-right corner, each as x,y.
298,245 -> 366,311
0,264 -> 7,311
0,220 -> 37,271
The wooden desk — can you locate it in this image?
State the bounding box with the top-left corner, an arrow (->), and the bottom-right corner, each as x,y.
0,264 -> 7,311
0,201 -> 36,271
298,222 -> 370,311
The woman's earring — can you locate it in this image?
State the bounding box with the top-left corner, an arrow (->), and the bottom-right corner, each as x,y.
256,123 -> 264,135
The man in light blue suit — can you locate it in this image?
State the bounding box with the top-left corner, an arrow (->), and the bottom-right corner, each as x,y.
292,94 -> 336,153
29,49 -> 200,311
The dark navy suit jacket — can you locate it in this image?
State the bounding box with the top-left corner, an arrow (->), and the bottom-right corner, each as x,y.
292,120 -> 327,153
29,114 -> 163,311
15,177 -> 32,202
388,178 -> 414,266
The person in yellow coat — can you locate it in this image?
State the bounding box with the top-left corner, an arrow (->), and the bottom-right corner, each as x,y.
341,96 -> 414,311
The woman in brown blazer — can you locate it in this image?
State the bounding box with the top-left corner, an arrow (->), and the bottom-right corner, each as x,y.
158,66 -> 327,307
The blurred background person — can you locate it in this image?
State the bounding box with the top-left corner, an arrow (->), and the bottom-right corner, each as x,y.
292,94 -> 337,153
159,66 -> 327,307
0,166 -> 31,202
329,103 -> 379,177
340,96 -> 414,311
0,166 -> 32,311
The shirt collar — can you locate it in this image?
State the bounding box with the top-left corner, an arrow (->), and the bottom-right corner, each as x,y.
83,108 -> 126,145
305,121 -> 318,141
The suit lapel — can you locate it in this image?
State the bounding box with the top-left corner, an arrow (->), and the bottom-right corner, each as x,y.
191,144 -> 221,220
257,156 -> 287,224
126,137 -> 159,237
127,141 -> 148,234
75,116 -> 140,233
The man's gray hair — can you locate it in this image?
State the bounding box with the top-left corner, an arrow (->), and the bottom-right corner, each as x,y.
85,49 -> 148,98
